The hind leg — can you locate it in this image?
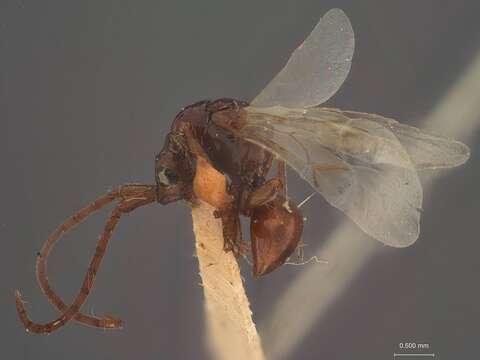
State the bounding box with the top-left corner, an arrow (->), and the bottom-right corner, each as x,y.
243,160 -> 288,213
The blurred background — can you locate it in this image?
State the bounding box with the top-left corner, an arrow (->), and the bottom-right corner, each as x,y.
2,0 -> 479,359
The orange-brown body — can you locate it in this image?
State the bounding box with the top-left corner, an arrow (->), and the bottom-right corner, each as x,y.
155,98 -> 304,276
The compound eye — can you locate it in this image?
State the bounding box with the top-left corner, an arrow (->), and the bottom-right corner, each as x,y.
157,166 -> 179,187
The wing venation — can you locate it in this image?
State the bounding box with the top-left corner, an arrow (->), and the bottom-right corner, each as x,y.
242,106 -> 429,247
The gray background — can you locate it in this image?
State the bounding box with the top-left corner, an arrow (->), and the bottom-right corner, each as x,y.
2,0 -> 479,359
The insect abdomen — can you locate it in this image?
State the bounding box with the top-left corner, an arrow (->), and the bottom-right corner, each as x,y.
250,197 -> 303,277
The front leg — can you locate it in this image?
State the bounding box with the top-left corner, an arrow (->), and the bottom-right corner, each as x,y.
215,181 -> 250,256
217,202 -> 245,255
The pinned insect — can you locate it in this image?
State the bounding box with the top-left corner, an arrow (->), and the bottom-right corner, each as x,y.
16,8 -> 470,334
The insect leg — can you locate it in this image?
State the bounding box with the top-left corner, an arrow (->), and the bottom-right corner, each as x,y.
217,183 -> 247,256
244,160 -> 287,212
245,178 -> 283,210
220,210 -> 245,255
277,160 -> 288,199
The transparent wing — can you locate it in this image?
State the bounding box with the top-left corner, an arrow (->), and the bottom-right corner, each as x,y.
339,110 -> 471,169
242,106 -> 427,247
251,8 -> 354,108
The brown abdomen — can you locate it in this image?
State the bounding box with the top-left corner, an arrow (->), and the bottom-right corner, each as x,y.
250,197 -> 303,277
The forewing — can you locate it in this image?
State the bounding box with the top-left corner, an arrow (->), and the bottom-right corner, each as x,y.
242,106 -> 422,247
340,110 -> 471,169
251,8 -> 354,108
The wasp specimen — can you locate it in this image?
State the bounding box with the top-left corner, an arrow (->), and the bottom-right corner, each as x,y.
16,8 -> 470,334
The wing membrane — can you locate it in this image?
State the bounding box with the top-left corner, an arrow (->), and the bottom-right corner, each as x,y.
340,110 -> 470,169
251,9 -> 354,108
242,106 -> 426,247
245,7 -> 469,246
